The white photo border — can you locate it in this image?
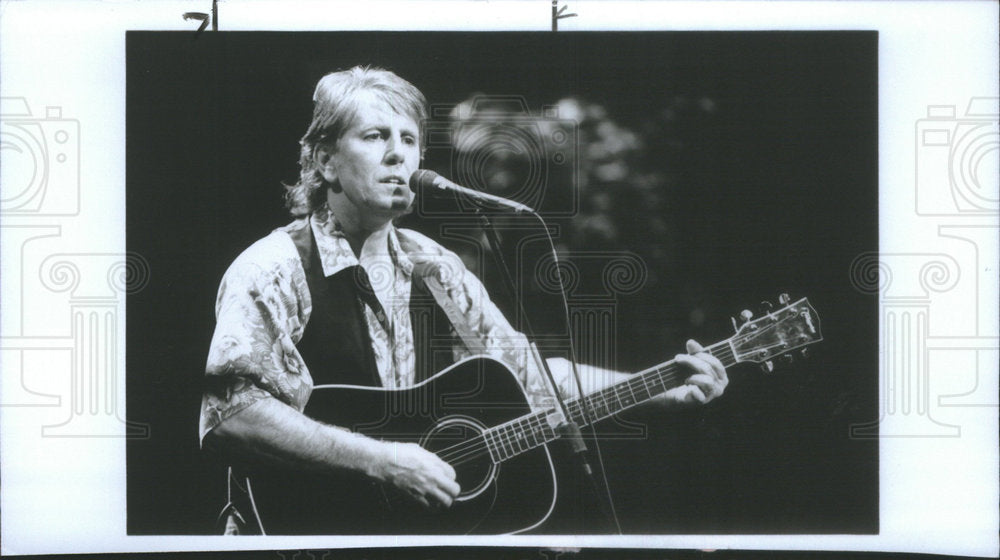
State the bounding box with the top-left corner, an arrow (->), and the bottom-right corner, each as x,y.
1,0 -> 997,557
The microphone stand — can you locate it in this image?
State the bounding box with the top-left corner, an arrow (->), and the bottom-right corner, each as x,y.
477,211 -> 618,532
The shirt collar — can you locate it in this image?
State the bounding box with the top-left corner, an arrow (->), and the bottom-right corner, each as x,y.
309,202 -> 414,278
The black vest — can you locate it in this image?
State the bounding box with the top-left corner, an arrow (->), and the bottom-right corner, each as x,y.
285,222 -> 455,388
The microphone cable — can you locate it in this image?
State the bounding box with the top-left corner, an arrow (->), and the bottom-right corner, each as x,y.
529,209 -> 624,535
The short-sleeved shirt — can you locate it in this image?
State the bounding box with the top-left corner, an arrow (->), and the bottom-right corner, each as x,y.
199,203 -> 568,443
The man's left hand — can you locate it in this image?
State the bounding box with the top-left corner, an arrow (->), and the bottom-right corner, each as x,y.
658,339 -> 728,407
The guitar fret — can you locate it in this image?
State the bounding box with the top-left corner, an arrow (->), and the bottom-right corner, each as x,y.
577,401 -> 588,425
622,381 -> 636,406
487,428 -> 502,461
539,414 -> 553,443
590,393 -> 606,422
497,428 -> 509,461
641,373 -> 656,398
484,427 -> 501,463
498,426 -> 513,459
585,395 -> 600,421
495,425 -> 508,457
509,425 -> 524,453
610,384 -> 623,408
514,421 -> 528,451
631,376 -> 650,401
526,420 -> 540,447
653,370 -> 668,393
497,429 -> 508,461
483,428 -> 493,460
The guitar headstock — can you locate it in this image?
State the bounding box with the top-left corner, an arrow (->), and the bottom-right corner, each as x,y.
730,295 -> 822,370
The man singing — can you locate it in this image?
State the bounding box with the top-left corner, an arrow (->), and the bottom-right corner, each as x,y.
199,66 -> 728,534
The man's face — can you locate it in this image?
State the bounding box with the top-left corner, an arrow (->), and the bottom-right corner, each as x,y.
320,93 -> 420,223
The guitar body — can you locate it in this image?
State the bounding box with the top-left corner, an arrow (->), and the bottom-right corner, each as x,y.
246,357 -> 557,535
242,296 -> 824,535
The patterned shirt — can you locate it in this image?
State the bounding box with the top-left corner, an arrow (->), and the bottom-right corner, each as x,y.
199,203 -> 568,443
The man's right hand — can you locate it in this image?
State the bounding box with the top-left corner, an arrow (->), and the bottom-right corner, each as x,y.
369,441 -> 461,509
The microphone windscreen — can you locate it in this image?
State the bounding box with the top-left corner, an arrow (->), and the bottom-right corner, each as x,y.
409,169 -> 440,192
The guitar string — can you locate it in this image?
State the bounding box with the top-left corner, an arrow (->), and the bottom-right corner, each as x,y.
438,320 -> 803,464
436,362 -> 694,465
433,342 -> 739,465
433,343 -> 737,466
383,342 -> 742,503
434,310 -> 798,465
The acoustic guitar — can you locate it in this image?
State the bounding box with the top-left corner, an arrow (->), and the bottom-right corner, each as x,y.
242,296 -> 822,535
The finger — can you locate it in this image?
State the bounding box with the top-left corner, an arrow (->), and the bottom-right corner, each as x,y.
687,339 -> 727,382
700,354 -> 727,384
685,372 -> 717,394
678,353 -> 727,389
441,477 -> 461,499
429,469 -> 460,497
438,458 -> 457,480
675,353 -> 713,378
427,485 -> 454,508
680,384 -> 708,404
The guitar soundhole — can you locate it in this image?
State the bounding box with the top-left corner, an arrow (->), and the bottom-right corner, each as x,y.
419,416 -> 498,502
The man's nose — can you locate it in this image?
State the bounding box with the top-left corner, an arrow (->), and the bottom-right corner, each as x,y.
383,134 -> 405,164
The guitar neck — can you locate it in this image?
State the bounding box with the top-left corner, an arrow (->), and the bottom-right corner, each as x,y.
481,296 -> 822,463
565,339 -> 736,428
482,338 -> 736,464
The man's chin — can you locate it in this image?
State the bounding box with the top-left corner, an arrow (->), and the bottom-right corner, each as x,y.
389,194 -> 415,215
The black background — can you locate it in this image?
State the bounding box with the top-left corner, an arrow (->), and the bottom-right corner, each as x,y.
127,32 -> 877,535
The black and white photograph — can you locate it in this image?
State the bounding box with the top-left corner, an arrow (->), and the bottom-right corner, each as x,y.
1,2 -> 997,559
126,30 -> 877,537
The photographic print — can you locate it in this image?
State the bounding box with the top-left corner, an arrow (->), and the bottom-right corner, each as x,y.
125,30 -> 877,537
1,2 -> 996,558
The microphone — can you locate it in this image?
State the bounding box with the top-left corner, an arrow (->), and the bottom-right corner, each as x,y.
409,169 -> 535,213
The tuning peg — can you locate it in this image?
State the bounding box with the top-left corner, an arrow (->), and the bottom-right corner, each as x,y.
760,360 -> 775,373
778,293 -> 791,305
798,348 -> 810,360
760,301 -> 774,314
780,354 -> 795,365
739,309 -> 754,322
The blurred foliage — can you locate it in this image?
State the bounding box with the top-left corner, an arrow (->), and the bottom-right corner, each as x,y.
409,92 -> 719,363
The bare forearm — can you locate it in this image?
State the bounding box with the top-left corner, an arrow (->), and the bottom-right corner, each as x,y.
204,395 -> 461,506
204,397 -> 385,479
545,357 -> 629,397
545,349 -> 727,410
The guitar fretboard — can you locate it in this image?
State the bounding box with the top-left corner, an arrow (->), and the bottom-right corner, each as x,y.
481,340 -> 736,463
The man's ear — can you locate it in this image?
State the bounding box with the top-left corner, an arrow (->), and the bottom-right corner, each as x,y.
314,142 -> 338,184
